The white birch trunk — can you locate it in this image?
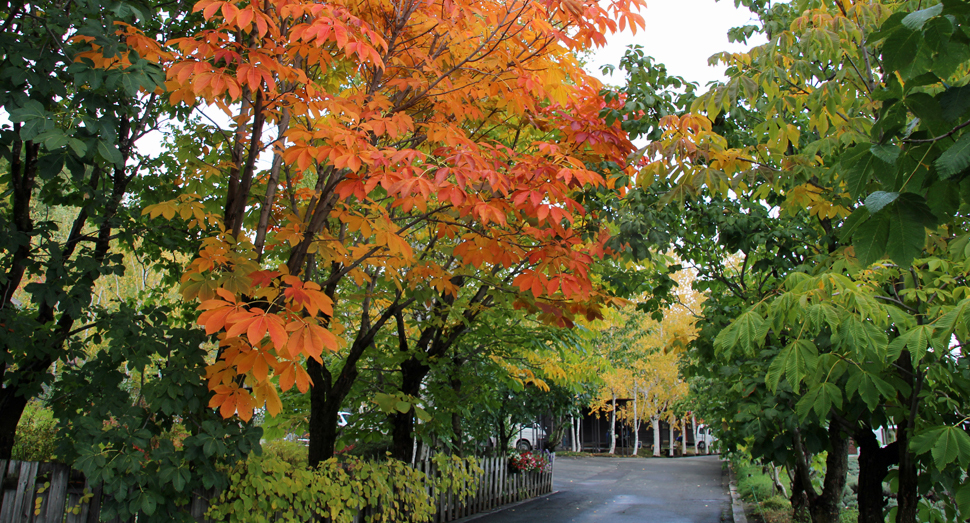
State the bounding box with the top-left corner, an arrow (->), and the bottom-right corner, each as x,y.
570,415 -> 577,452
576,416 -> 582,452
631,382 -> 639,456
652,417 -> 661,456
681,416 -> 688,455
608,391 -> 617,455
691,413 -> 697,455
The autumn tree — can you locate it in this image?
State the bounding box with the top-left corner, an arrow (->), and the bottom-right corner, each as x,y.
156,0 -> 647,466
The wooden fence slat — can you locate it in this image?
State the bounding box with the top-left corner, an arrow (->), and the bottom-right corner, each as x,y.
9,460 -> 39,523
0,460 -> 21,523
0,459 -> 13,521
36,463 -> 69,523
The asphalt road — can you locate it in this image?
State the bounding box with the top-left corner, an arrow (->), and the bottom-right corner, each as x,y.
469,456 -> 731,523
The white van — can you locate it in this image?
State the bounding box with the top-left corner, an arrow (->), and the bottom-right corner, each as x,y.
695,425 -> 718,453
513,424 -> 546,451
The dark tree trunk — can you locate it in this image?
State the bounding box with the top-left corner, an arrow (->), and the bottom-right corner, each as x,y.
306,291 -> 410,467
790,463 -> 812,523
390,357 -> 430,462
0,393 -> 29,459
896,426 -> 919,523
808,424 -> 849,523
855,428 -> 897,523
895,351 -> 921,523
306,358 -> 340,467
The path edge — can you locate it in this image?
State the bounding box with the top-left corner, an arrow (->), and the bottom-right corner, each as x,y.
726,460 -> 748,523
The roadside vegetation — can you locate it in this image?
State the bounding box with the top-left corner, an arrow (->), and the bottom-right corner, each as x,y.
4,0 -> 970,521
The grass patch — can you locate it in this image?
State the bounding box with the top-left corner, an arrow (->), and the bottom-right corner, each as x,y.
735,461 -> 776,502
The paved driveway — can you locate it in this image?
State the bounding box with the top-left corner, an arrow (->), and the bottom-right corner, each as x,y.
469,456 -> 731,523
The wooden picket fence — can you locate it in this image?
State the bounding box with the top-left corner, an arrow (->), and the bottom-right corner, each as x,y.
415,456 -> 554,523
0,455 -> 553,523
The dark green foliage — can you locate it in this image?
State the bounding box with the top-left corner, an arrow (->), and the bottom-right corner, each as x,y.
53,303 -> 261,522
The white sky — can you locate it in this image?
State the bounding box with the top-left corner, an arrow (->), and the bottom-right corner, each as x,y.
587,0 -> 766,87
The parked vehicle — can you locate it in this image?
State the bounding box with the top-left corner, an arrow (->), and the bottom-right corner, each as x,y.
695,425 -> 718,453
513,424 -> 546,451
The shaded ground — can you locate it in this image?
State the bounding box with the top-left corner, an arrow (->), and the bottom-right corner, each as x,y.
470,455 -> 731,523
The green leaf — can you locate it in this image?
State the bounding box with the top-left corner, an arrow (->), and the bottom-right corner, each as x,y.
373,393 -> 398,414
394,400 -> 411,413
885,194 -> 936,267
819,382 -> 843,414
852,214 -> 890,266
765,349 -> 787,393
97,140 -> 123,166
935,298 -> 970,339
141,494 -> 157,516
715,310 -> 769,355
865,191 -> 899,213
956,482 -> 970,519
841,144 -> 879,199
8,100 -> 46,122
932,426 -> 970,469
67,138 -> 88,157
897,324 -> 942,364
939,84 -> 970,122
883,27 -> 922,74
785,339 -> 818,390
870,144 -> 900,165
901,4 -> 943,30
414,406 -> 432,422
935,132 -> 970,179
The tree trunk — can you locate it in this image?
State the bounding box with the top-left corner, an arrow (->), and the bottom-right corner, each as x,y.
895,426 -> 918,523
391,356 -> 430,461
790,463 -> 812,523
895,351 -> 920,523
807,424 -> 849,523
630,384 -> 637,455
772,466 -> 788,498
0,392 -> 28,459
652,417 -> 661,456
790,430 -> 813,522
574,416 -> 581,452
855,427 -> 897,523
681,416 -> 688,455
668,419 -> 674,457
692,413 -> 698,455
608,392 -> 616,455
306,358 -> 344,467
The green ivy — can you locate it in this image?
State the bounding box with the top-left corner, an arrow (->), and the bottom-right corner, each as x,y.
207,453 -> 481,523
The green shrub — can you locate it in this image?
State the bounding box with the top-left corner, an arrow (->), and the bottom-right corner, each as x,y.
208,453 -> 481,523
736,462 -> 775,502
761,495 -> 791,511
12,402 -> 60,462
839,508 -> 859,523
261,439 -> 309,466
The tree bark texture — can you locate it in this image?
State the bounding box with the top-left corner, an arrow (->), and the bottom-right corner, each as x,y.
855,427 -> 897,523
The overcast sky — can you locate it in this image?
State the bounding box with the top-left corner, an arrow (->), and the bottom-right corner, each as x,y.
586,0 -> 766,87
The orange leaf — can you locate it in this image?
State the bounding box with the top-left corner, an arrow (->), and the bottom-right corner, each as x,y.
278,362 -> 296,392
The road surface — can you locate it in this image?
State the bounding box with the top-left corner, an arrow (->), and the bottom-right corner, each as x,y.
470,455 -> 731,523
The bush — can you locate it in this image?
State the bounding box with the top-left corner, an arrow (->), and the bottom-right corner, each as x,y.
12,402 -> 60,462
262,439 -> 308,466
761,494 -> 791,511
208,453 -> 481,523
736,462 -> 775,502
